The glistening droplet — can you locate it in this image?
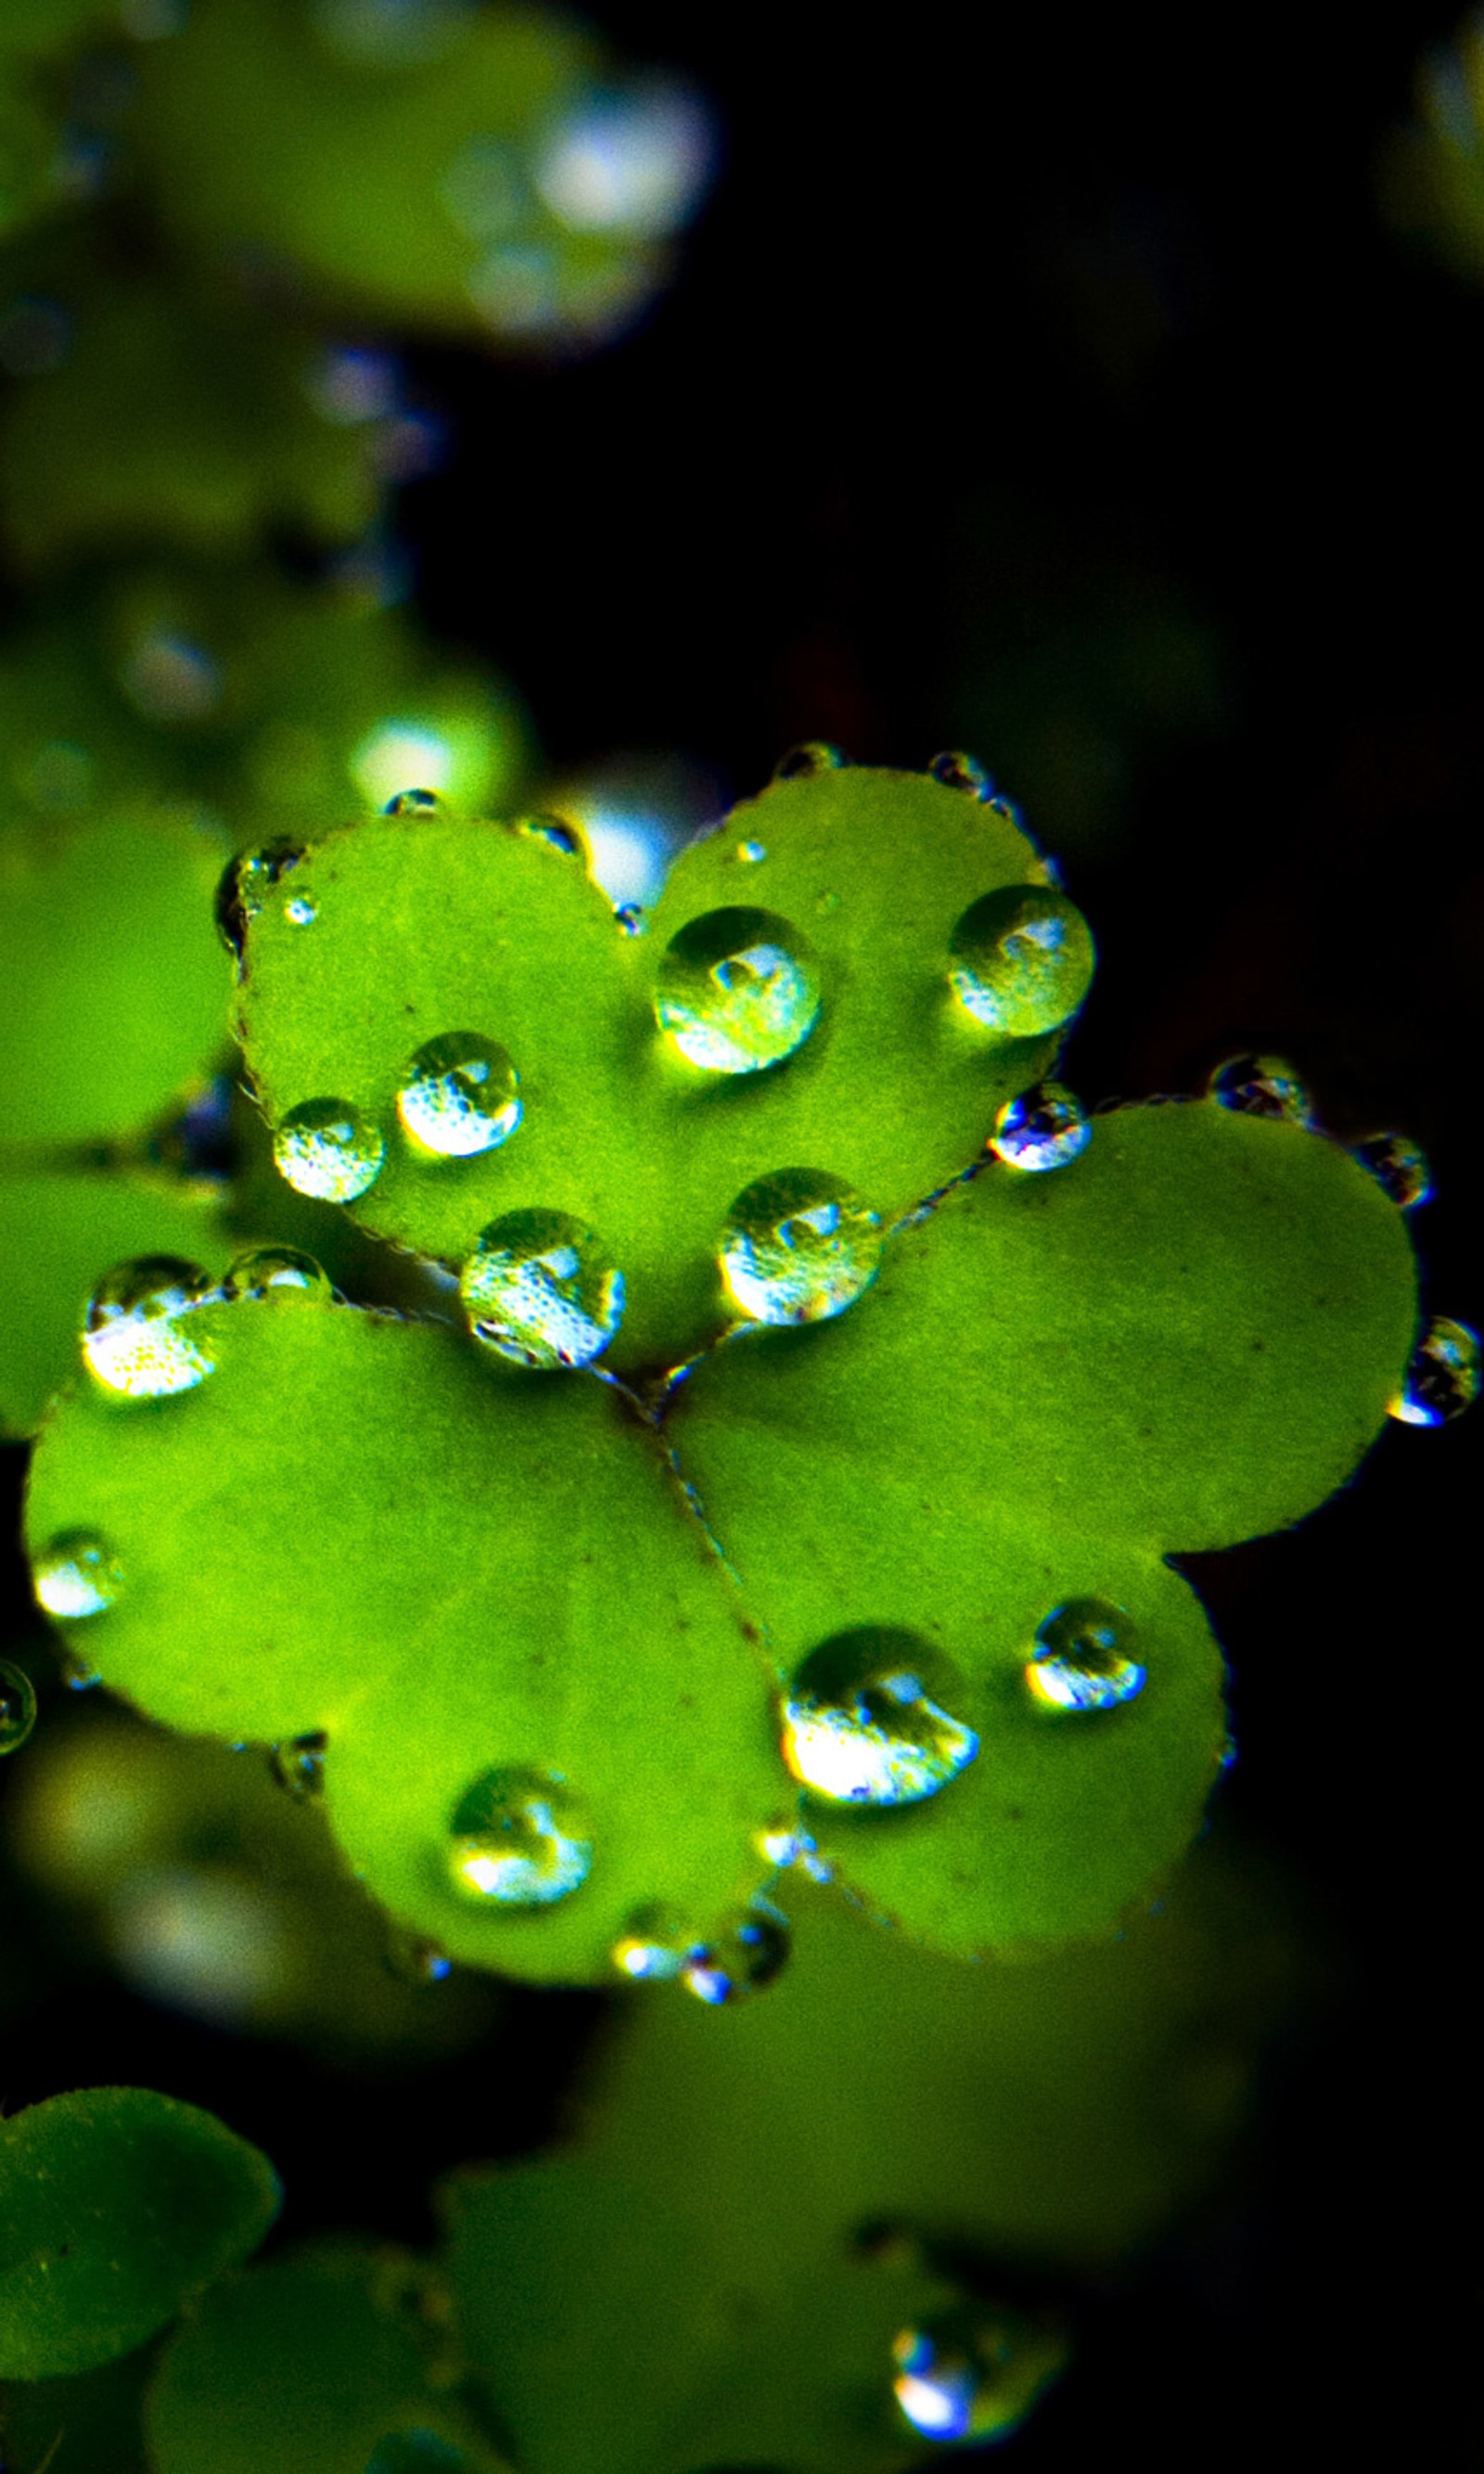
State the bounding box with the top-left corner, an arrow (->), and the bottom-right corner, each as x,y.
989,1083 -> 1091,1173
928,750 -> 991,797
213,840 -> 305,961
445,1767 -> 593,1908
0,1660 -> 38,1755
382,787 -> 445,817
273,1099 -> 385,1201
32,1530 -> 123,1619
781,1629 -> 978,1806
720,1169 -> 882,1325
892,2307 -> 1066,2444
83,1257 -> 217,1399
773,741 -> 845,779
224,1247 -> 333,1304
614,902 -> 646,937
736,838 -> 766,863
1351,1133 -> 1432,1211
269,1732 -> 327,1799
1208,1053 -> 1312,1124
1027,1599 -> 1145,1711
517,814 -> 582,856
681,1897 -> 789,2004
656,905 -> 822,1074
610,1903 -> 692,1981
461,1210 -> 624,1369
949,886 -> 1095,1037
1388,1316 -> 1480,1428
397,1032 -> 521,1159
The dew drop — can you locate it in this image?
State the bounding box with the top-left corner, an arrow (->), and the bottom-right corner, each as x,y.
461,1210 -> 624,1369
284,894 -> 318,926
83,1257 -> 217,1399
681,1897 -> 789,2005
1351,1132 -> 1432,1211
614,901 -> 646,937
949,886 -> 1095,1037
1208,1053 -> 1312,1124
773,741 -> 846,780
989,1083 -> 1091,1173
269,1731 -> 327,1799
755,1818 -> 835,1883
610,1902 -> 692,1981
224,1246 -> 333,1304
928,750 -> 991,797
32,1529 -> 124,1620
397,1033 -> 521,1160
0,1660 -> 38,1756
273,1099 -> 385,1201
517,813 -> 582,857
1027,1599 -> 1145,1711
445,1767 -> 593,1909
214,840 -> 305,960
781,1629 -> 978,1806
656,906 -> 822,1074
892,2307 -> 1065,2444
720,1168 -> 882,1326
59,1653 -> 102,1693
383,787 -> 446,817
736,838 -> 767,863
1388,1315 -> 1480,1428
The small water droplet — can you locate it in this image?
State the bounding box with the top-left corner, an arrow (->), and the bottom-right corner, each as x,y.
614,901 -> 646,936
397,1032 -> 521,1160
273,1099 -> 386,1202
773,741 -> 846,780
59,1652 -> 102,1692
32,1529 -> 124,1619
949,886 -> 1095,1037
1027,1599 -> 1145,1711
1350,1132 -> 1432,1210
214,840 -> 306,960
892,2307 -> 1065,2444
461,1210 -> 624,1369
656,906 -> 822,1074
384,1929 -> 453,1985
754,1818 -> 836,1882
383,787 -> 446,817
224,1246 -> 333,1304
0,1660 -> 38,1755
610,1903 -> 692,1981
681,1897 -> 789,2005
269,1731 -> 327,1799
517,814 -> 582,857
736,838 -> 767,863
780,1629 -> 979,1806
720,1169 -> 882,1326
284,895 -> 318,926
989,1083 -> 1092,1173
83,1257 -> 217,1398
928,750 -> 991,797
1388,1315 -> 1480,1427
445,1767 -> 593,1908
1208,1053 -> 1312,1124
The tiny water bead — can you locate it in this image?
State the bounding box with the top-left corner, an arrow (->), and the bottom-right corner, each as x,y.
928,750 -> 991,797
284,895 -> 318,926
610,1903 -> 693,1982
773,741 -> 846,780
681,1899 -> 790,2005
891,2308 -> 1065,2445
273,1098 -> 386,1202
382,787 -> 446,817
720,1169 -> 882,1326
213,840 -> 306,961
517,814 -> 582,857
444,1769 -> 593,1910
736,838 -> 767,863
614,902 -> 646,937
396,1032 -> 521,1160
83,1257 -> 217,1399
0,1660 -> 38,1756
781,1630 -> 979,1807
461,1210 -> 624,1370
989,1083 -> 1091,1173
656,906 -> 822,1075
1388,1315 -> 1480,1428
384,1929 -> 453,1986
224,1246 -> 333,1304
1208,1053 -> 1312,1125
948,886 -> 1095,1037
1027,1599 -> 1146,1712
1351,1132 -> 1433,1211
756,1818 -> 835,1883
32,1530 -> 123,1620
269,1732 -> 327,1800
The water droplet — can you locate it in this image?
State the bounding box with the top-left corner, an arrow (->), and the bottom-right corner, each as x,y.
949,886 -> 1095,1037
224,1247 -> 333,1304
59,1652 -> 102,1692
614,901 -> 646,936
397,1033 -> 521,1159
214,840 -> 305,960
383,787 -> 446,817
273,1100 -> 385,1202
755,1818 -> 835,1882
1208,1053 -> 1312,1124
720,1169 -> 882,1326
517,814 -> 582,857
83,1257 -> 217,1399
461,1210 -> 624,1369
928,750 -> 991,797
445,1767 -> 593,1908
736,838 -> 767,863
892,2307 -> 1065,2444
1388,1315 -> 1480,1427
780,1629 -> 979,1806
1027,1599 -> 1145,1711
773,742 -> 846,780
989,1083 -> 1091,1173
610,1903 -> 692,1981
32,1529 -> 124,1620
656,906 -> 822,1075
0,1660 -> 38,1756
269,1731 -> 327,1799
384,1929 -> 453,1985
1351,1132 -> 1432,1210
284,895 -> 318,926
681,1897 -> 789,2005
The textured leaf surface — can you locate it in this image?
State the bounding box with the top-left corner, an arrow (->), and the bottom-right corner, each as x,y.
24,1299 -> 782,1983
0,2089 -> 278,2379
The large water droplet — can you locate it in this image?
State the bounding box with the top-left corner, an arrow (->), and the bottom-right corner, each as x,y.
656,906 -> 822,1075
273,1099 -> 385,1201
214,840 -> 306,961
397,1032 -> 521,1159
445,1767 -> 593,1908
0,1660 -> 38,1756
382,786 -> 446,817
892,2307 -> 1065,2444
269,1732 -> 327,1799
681,1897 -> 789,2005
32,1529 -> 123,1619
1351,1132 -> 1432,1210
610,1902 -> 692,1981
720,1169 -> 882,1326
773,741 -> 846,780
1208,1053 -> 1312,1124
461,1210 -> 624,1369
224,1246 -> 333,1304
781,1629 -> 978,1806
1027,1599 -> 1145,1711
83,1257 -> 217,1398
928,750 -> 991,797
949,886 -> 1095,1037
1388,1315 -> 1480,1427
989,1083 -> 1091,1173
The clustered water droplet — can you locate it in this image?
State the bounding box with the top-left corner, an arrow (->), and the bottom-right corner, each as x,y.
461,1209 -> 624,1368
0,1660 -> 38,1756
891,2307 -> 1065,2445
1208,1053 -> 1312,1124
989,1083 -> 1091,1173
273,1099 -> 386,1202
656,905 -> 822,1075
269,1732 -> 328,1800
83,1258 -> 218,1399
32,1529 -> 123,1620
720,1169 -> 882,1326
680,1897 -> 790,2004
445,1767 -> 593,1909
383,787 -> 446,817
1350,1132 -> 1432,1211
1388,1315 -> 1480,1428
214,840 -> 306,962
397,1032 -> 521,1159
224,1247 -> 333,1305
949,885 -> 1095,1038
1026,1599 -> 1145,1711
928,750 -> 991,797
773,741 -> 846,780
780,1630 -> 979,1806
